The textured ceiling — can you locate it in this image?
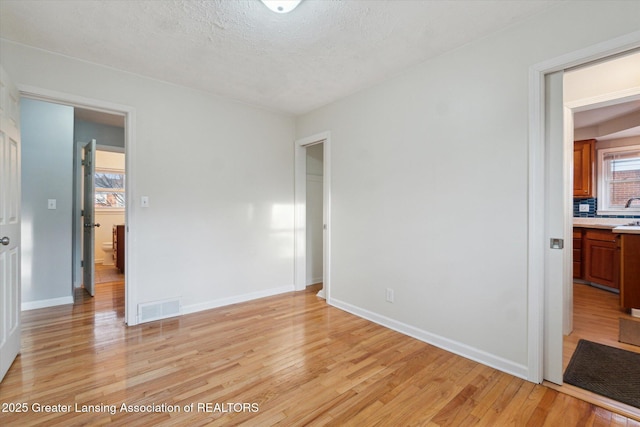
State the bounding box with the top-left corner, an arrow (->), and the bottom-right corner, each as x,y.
0,0 -> 560,115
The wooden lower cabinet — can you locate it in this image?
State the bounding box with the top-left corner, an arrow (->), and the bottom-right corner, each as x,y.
583,229 -> 619,289
620,233 -> 640,309
573,228 -> 583,279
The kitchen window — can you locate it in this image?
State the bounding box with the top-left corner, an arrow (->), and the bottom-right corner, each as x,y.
95,170 -> 125,209
597,145 -> 640,214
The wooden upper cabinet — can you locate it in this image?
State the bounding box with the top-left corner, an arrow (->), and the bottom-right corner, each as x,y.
573,139 -> 596,198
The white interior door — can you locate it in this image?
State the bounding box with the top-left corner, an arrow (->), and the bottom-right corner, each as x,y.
0,66 -> 22,382
543,70 -> 570,385
82,139 -> 98,297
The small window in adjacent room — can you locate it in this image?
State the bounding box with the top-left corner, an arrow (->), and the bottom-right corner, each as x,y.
597,146 -> 640,214
95,170 -> 125,209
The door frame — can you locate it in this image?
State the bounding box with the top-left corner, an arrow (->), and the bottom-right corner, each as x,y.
17,84 -> 138,326
294,131 -> 331,300
528,31 -> 640,383
82,139 -> 97,297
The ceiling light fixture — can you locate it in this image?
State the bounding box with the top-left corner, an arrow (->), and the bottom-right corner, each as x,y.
260,0 -> 302,14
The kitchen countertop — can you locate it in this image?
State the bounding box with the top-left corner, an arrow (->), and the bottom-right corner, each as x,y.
573,218 -> 640,234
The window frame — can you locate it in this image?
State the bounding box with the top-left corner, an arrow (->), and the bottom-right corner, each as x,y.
596,144 -> 640,215
94,167 -> 126,212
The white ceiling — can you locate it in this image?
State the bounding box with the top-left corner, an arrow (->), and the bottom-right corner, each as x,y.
0,0 -> 560,115
573,98 -> 640,141
573,101 -> 640,129
75,108 -> 125,128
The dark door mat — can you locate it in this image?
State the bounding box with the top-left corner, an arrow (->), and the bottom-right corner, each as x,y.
563,339 -> 640,408
620,317 -> 640,347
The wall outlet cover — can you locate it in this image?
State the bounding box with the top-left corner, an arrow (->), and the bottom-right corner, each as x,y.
385,288 -> 394,303
579,204 -> 590,212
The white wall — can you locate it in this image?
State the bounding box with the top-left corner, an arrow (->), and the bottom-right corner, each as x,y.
2,38 -> 296,317
596,135 -> 640,151
296,1 -> 640,378
21,98 -> 74,307
306,144 -> 323,285
94,151 -> 125,264
4,0 -> 640,379
75,119 -> 125,149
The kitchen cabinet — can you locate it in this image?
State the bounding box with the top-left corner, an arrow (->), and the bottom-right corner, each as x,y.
584,229 -> 619,289
619,233 -> 640,309
573,139 -> 595,198
573,228 -> 583,279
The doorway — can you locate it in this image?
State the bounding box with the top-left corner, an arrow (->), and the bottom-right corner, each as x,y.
558,56 -> 640,410
19,87 -> 136,325
294,131 -> 331,300
72,108 -> 126,300
532,32 -> 640,396
306,143 -> 324,293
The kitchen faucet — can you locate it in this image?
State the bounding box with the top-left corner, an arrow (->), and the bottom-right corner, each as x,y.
625,197 -> 640,208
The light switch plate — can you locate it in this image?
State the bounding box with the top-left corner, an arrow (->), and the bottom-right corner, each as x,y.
579,204 -> 590,213
47,199 -> 56,210
141,196 -> 149,208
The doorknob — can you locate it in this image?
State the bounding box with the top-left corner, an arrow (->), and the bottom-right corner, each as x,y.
1,236 -> 9,246
84,223 -> 101,228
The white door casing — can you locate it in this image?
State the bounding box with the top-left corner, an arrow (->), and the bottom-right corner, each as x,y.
83,139 -> 97,297
563,104 -> 574,337
542,70 -> 567,385
0,66 -> 21,382
528,30 -> 640,384
294,131 -> 331,300
17,85 -> 136,324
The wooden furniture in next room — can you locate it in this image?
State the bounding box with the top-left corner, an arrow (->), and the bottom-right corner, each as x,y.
113,224 -> 125,273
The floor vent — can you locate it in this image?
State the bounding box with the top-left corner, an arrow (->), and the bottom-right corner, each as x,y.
138,298 -> 181,323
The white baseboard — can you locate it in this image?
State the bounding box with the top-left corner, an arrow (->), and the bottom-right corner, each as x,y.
307,276 -> 323,286
329,297 -> 529,381
22,295 -> 74,311
182,285 -> 295,316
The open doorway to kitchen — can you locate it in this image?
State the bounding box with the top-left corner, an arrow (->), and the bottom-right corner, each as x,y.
533,40 -> 640,416
560,53 -> 640,411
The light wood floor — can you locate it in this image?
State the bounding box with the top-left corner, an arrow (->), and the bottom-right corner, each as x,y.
1,281 -> 639,426
95,264 -> 124,285
564,283 -> 640,369
545,282 -> 640,420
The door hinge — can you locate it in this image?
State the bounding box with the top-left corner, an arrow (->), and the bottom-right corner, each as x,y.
81,209 -> 84,216
81,260 -> 84,267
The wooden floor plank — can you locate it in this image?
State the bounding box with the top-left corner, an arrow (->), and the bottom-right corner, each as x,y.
549,283 -> 640,421
0,280 -> 637,425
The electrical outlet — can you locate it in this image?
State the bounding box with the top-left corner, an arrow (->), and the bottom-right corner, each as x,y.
579,204 -> 590,213
47,199 -> 56,210
385,288 -> 394,303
